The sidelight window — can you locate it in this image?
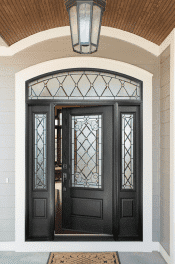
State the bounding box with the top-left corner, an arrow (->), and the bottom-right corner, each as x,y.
122,114 -> 134,189
34,114 -> 47,190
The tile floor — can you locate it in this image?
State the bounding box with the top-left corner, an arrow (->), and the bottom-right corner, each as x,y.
118,252 -> 167,264
0,252 -> 50,264
0,251 -> 167,264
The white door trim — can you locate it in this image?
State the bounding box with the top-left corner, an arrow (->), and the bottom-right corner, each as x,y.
15,57 -> 153,252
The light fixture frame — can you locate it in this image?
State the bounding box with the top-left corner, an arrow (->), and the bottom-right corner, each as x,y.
65,0 -> 106,54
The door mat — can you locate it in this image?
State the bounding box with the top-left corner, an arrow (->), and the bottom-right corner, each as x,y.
47,252 -> 120,264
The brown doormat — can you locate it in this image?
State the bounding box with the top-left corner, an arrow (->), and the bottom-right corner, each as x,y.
47,252 -> 120,264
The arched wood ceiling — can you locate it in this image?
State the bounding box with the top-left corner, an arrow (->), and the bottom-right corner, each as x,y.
0,0 -> 175,46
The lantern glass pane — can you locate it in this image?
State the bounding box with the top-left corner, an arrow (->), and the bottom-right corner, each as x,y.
91,45 -> 97,52
74,44 -> 80,52
82,45 -> 90,53
91,5 -> 101,45
70,6 -> 78,45
79,3 -> 91,45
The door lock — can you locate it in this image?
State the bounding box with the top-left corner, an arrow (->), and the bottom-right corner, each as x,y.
63,164 -> 67,169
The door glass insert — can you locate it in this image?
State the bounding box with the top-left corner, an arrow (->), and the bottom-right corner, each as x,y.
72,115 -> 102,188
122,114 -> 134,189
34,114 -> 47,189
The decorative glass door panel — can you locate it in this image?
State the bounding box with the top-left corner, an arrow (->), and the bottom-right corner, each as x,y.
72,115 -> 102,188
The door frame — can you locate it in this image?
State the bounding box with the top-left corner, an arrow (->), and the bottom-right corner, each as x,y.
25,95 -> 143,241
15,57 -> 154,252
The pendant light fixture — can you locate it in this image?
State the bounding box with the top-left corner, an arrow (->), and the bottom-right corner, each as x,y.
65,0 -> 106,54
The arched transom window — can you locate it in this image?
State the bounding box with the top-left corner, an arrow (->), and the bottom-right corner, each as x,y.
28,70 -> 141,100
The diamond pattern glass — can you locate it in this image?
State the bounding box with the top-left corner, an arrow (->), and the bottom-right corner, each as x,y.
34,114 -> 47,189
122,114 -> 134,189
28,71 -> 141,100
72,115 -> 102,188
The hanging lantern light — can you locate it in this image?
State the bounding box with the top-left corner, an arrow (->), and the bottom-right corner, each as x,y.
65,0 -> 106,54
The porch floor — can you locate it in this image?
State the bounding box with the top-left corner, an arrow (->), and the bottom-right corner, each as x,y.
0,251 -> 167,264
118,252 -> 167,264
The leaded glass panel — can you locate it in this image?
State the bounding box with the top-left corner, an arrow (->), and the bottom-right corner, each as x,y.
122,114 -> 134,189
72,115 -> 102,188
34,114 -> 47,189
28,71 -> 141,100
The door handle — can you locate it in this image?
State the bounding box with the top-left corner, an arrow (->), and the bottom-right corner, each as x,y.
63,173 -> 67,192
63,173 -> 67,181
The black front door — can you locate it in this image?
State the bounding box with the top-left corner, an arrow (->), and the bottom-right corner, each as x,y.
26,103 -> 142,241
62,106 -> 113,234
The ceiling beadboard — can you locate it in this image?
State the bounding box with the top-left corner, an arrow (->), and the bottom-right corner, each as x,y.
0,0 -> 174,46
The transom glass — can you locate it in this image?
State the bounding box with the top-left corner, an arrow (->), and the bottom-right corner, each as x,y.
28,70 -> 141,100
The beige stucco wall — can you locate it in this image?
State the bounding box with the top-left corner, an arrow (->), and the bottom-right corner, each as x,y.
160,46 -> 170,255
0,36 -> 160,241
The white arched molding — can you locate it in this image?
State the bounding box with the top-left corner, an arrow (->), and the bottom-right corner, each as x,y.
1,26 -> 160,56
15,57 -> 155,252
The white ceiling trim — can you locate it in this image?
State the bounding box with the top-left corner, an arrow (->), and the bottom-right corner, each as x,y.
0,26 -> 160,57
159,28 -> 174,54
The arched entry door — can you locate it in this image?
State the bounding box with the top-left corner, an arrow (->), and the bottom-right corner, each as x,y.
26,69 -> 142,241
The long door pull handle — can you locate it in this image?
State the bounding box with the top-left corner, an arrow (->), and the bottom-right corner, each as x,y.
63,173 -> 67,192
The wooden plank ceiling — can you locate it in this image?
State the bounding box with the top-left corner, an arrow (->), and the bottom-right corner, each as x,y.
0,0 -> 175,46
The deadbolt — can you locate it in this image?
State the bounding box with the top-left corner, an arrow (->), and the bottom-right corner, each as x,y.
63,164 -> 67,169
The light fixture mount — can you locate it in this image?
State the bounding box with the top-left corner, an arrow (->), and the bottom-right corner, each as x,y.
65,0 -> 106,54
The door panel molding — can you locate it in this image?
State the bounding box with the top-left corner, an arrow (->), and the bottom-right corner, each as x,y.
122,199 -> 134,218
33,199 -> 47,218
71,198 -> 103,219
